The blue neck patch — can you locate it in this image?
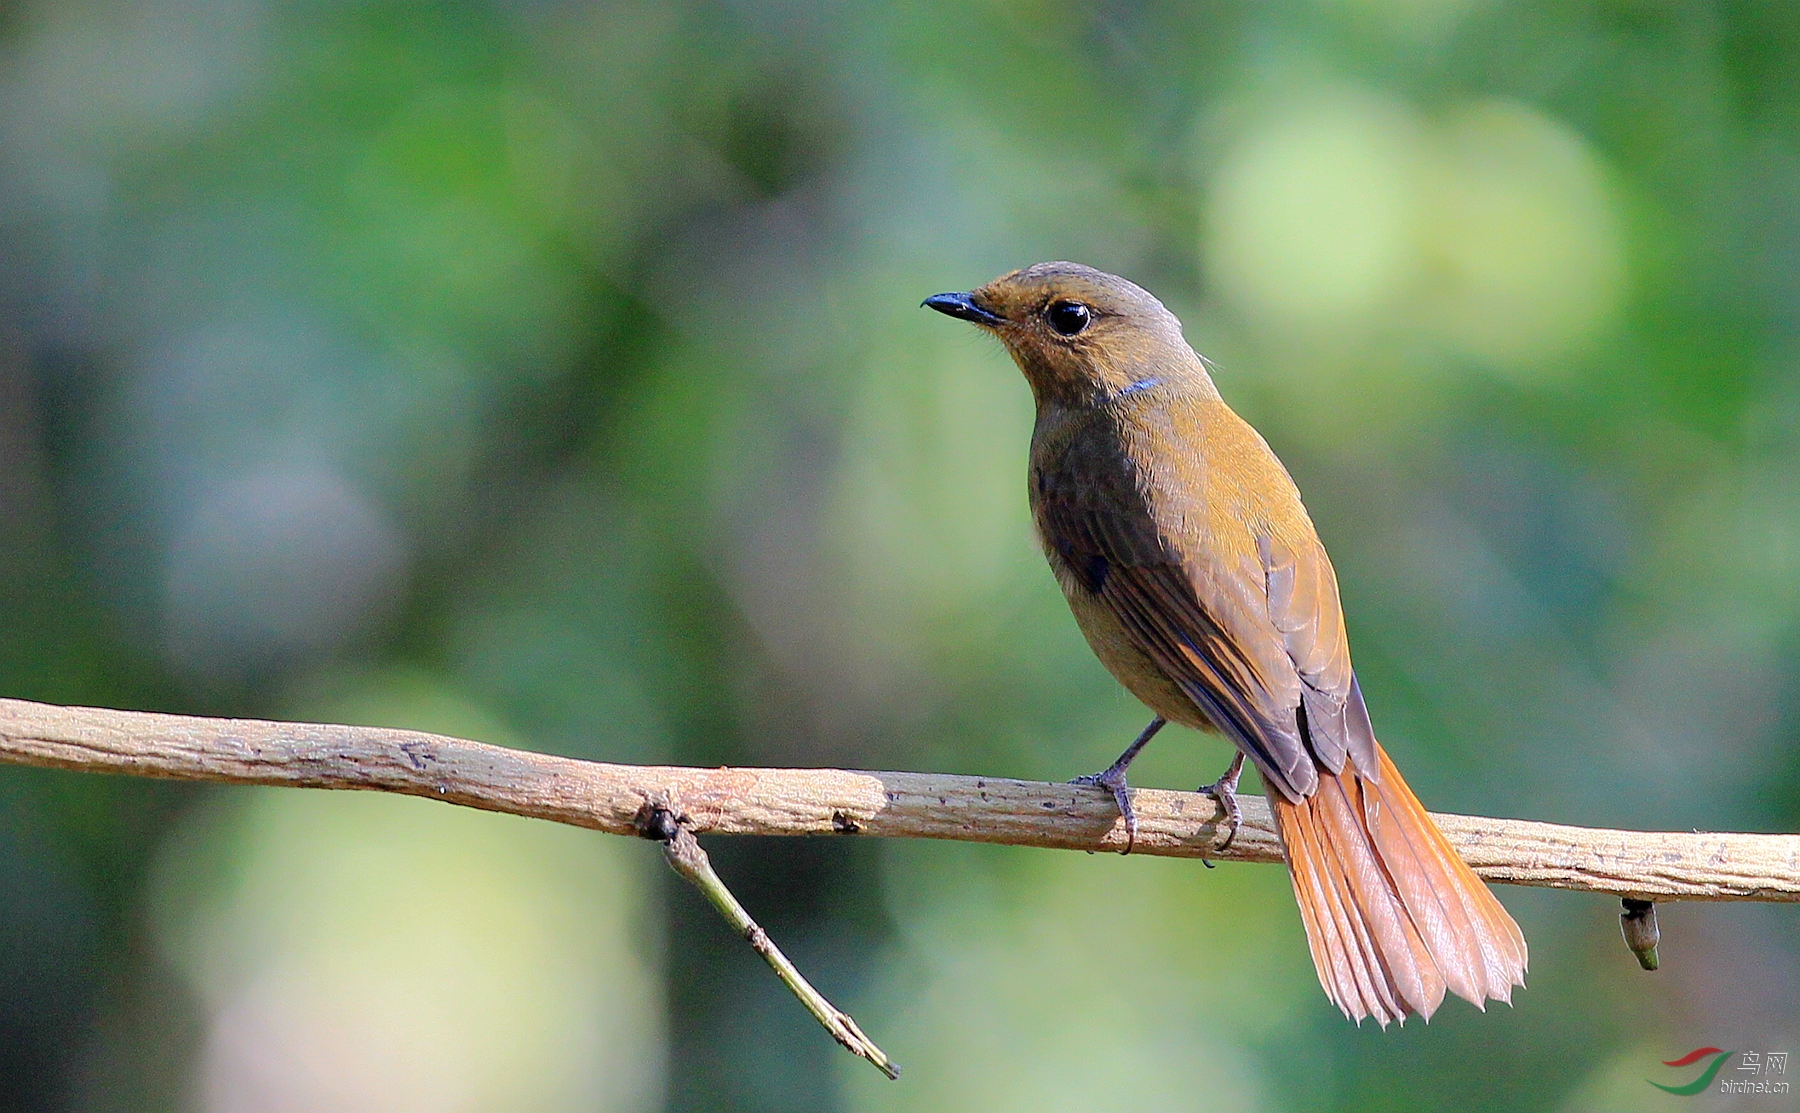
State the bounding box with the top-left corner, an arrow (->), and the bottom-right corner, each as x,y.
1113,376 -> 1162,399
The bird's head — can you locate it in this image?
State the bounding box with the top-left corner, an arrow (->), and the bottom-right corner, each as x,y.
923,262 -> 1207,407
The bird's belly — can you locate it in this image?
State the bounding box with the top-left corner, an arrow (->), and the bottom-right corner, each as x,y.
1059,579 -> 1214,733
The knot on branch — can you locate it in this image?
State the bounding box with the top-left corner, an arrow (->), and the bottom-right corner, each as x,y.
1621,898 -> 1661,971
634,799 -> 684,843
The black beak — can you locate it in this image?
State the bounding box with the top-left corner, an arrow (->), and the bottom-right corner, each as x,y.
922,291 -> 1005,327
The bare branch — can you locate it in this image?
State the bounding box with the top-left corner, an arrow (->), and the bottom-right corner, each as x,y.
636,802 -> 899,1079
1,698 -> 1796,902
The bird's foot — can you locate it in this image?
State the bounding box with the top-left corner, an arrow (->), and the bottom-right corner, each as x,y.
1198,752 -> 1245,867
1070,716 -> 1166,855
1071,762 -> 1138,854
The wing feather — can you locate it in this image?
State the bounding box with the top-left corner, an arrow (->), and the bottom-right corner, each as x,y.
1039,488 -> 1318,799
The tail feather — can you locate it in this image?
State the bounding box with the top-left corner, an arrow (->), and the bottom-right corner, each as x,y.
1316,772 -> 1446,1015
1369,745 -> 1528,1001
1285,783 -> 1424,1021
1281,793 -> 1381,1016
1268,743 -> 1528,1026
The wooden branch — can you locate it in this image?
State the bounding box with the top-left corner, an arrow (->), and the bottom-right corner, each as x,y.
2,698 -> 1796,902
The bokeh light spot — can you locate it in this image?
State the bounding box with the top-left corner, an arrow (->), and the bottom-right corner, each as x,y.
1206,87 -> 1425,334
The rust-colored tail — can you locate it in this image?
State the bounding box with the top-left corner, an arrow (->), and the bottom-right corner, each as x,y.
1268,744 -> 1527,1026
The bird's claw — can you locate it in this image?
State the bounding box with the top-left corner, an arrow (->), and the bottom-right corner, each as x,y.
1198,752 -> 1246,867
1071,764 -> 1137,854
1070,717 -> 1164,855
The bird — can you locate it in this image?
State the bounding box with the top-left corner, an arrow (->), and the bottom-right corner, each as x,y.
923,262 -> 1527,1026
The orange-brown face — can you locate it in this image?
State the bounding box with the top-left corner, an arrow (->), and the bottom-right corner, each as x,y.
924,261 -> 1189,405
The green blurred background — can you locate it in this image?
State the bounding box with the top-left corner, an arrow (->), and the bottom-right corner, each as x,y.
1,1 -> 1798,1109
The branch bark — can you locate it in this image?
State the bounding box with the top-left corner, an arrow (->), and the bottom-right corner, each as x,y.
1,698 -> 1796,902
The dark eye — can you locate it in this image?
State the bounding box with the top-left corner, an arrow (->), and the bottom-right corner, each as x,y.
1045,300 -> 1091,336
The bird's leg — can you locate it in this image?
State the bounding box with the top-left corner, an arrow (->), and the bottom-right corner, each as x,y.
1070,716 -> 1165,854
1198,751 -> 1245,864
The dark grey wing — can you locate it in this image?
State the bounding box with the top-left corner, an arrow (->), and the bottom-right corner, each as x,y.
1259,532 -> 1378,778
1040,493 -> 1320,801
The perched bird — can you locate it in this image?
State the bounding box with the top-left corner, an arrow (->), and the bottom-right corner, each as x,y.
924,262 -> 1527,1026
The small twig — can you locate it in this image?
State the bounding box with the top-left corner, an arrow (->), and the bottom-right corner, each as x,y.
635,801 -> 899,1080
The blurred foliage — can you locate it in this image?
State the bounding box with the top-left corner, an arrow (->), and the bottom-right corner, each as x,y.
2,0 -> 1799,1110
